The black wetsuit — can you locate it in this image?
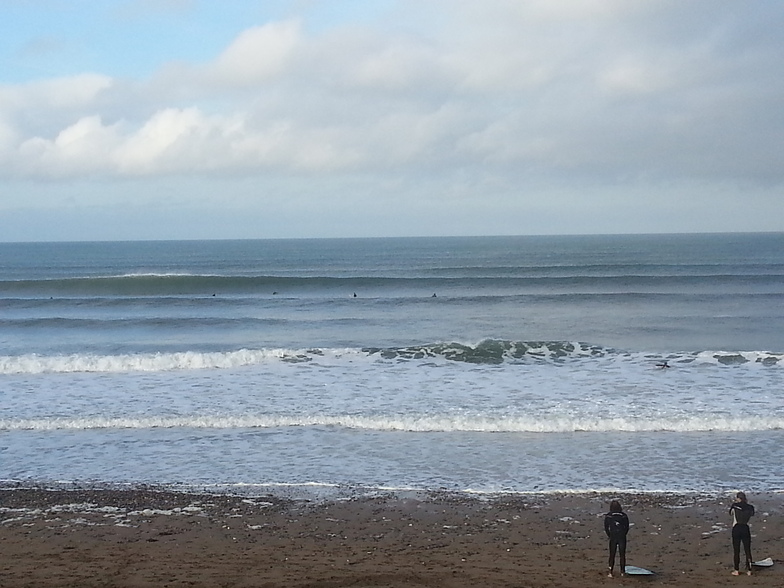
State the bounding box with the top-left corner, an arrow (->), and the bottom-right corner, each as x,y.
729,501 -> 755,571
604,511 -> 630,574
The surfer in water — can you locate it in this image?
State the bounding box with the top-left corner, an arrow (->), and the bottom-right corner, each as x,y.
604,500 -> 630,577
729,492 -> 755,575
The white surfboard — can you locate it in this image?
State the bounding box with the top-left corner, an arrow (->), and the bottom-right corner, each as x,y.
625,565 -> 655,575
752,557 -> 774,567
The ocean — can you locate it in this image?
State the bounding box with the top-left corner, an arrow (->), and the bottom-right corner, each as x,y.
1,233 -> 783,497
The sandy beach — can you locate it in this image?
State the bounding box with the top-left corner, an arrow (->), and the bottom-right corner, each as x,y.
1,487 -> 781,587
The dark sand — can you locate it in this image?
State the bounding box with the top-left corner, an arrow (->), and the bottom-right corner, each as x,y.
1,487 -> 782,587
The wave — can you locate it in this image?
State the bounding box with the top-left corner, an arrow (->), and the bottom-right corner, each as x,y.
363,340 -> 610,363
0,341 -> 780,374
2,272 -> 783,297
0,316 -> 295,330
424,262 -> 784,277
3,413 -> 783,433
0,348 -> 331,374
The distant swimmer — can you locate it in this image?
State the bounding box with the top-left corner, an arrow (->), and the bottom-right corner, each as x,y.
432,293 -> 437,297
353,293 -> 357,298
272,291 -> 277,295
656,360 -> 670,369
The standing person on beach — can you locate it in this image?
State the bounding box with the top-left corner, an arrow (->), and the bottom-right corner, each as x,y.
729,491 -> 755,575
604,500 -> 630,578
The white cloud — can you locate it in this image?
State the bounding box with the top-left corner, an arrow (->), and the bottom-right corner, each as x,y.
114,107 -> 210,174
0,73 -> 112,112
201,20 -> 303,87
18,115 -> 119,176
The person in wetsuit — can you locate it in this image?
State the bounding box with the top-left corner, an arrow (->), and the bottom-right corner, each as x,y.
604,500 -> 630,577
729,491 -> 755,575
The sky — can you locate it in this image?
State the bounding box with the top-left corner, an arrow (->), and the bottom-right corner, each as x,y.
1,0 -> 783,242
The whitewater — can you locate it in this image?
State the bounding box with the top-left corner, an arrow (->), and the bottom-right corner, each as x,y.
1,234 -> 783,496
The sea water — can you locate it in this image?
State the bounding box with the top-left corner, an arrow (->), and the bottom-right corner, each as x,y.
1,234 -> 783,496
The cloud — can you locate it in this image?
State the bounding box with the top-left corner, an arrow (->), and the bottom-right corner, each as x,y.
18,115 -> 119,176
0,73 -> 113,112
201,20 -> 303,87
0,0 -> 783,191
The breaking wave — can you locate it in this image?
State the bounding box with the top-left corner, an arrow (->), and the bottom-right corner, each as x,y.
3,413 -> 783,433
0,340 -> 781,374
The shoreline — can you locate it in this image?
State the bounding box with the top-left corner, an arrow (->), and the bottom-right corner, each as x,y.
2,487 -> 782,587
4,478 -> 779,501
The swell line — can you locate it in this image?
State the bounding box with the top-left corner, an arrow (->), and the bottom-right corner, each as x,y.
2,273 -> 783,297
3,414 -> 783,433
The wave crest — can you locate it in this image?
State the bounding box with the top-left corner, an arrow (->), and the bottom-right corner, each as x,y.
3,414 -> 782,433
0,341 -> 780,374
364,340 -> 608,363
0,348 -> 322,374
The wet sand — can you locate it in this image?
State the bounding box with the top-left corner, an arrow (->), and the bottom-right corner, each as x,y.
1,487 -> 782,587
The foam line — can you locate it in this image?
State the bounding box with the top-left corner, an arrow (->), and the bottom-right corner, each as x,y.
3,414 -> 783,433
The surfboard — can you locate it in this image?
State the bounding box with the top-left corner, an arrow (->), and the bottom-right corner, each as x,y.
624,565 -> 655,575
752,557 -> 774,567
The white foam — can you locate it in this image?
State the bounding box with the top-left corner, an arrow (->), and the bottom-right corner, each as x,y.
3,413 -> 783,433
4,341 -> 783,494
0,502 -> 207,522
0,345 -> 780,375
0,348 -> 366,374
694,350 -> 784,365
